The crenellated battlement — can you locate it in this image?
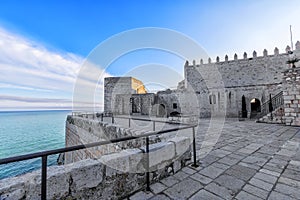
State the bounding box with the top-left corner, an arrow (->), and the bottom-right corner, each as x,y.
186,41 -> 300,66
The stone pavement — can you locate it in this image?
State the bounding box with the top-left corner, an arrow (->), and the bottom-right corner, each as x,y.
127,119 -> 300,200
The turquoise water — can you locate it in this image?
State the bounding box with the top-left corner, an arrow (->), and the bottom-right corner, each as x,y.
0,110 -> 70,179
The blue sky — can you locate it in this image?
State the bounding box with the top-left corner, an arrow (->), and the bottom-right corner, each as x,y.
0,0 -> 300,111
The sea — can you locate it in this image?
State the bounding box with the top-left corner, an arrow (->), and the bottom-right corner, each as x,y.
0,110 -> 71,180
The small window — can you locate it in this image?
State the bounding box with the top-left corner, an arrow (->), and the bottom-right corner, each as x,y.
173,103 -> 177,109
213,95 -> 216,104
209,94 -> 216,104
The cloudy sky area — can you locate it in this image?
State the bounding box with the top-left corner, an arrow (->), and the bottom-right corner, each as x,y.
0,0 -> 300,111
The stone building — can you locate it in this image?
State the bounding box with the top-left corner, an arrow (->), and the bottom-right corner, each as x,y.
105,42 -> 300,120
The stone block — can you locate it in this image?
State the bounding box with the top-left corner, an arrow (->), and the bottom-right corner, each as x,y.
168,137 -> 190,157
69,159 -> 104,192
100,148 -> 144,173
0,176 -> 27,200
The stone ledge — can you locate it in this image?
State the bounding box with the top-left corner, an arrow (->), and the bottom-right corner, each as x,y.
0,137 -> 191,200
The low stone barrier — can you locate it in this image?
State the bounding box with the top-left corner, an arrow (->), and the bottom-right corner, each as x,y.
0,137 -> 191,200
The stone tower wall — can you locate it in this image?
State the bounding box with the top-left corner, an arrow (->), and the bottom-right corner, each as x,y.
185,48 -> 293,117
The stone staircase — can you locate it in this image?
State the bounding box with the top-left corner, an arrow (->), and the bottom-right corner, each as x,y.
256,91 -> 285,124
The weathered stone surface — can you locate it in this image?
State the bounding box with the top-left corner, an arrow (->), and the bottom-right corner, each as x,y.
199,165 -> 224,179
190,189 -> 223,200
190,173 -> 212,185
225,164 -> 257,181
249,178 -> 273,191
236,191 -> 263,200
268,191 -> 295,200
214,174 -> 245,193
130,191 -> 153,200
274,183 -> 300,199
0,176 -> 27,200
163,178 -> 202,199
69,159 -> 103,192
205,182 -> 235,199
169,136 -> 190,157
160,176 -> 180,187
150,182 -> 167,194
242,184 -> 269,199
253,172 -> 278,184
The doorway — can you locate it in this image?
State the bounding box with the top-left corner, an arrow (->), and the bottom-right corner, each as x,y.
250,98 -> 261,112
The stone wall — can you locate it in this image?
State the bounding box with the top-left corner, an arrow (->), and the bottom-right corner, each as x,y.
185,48 -> 292,117
65,115 -> 149,164
104,77 -> 147,113
0,137 -> 191,200
283,67 -> 300,126
114,90 -> 199,117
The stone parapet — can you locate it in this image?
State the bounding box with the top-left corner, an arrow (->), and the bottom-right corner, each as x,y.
0,137 -> 191,200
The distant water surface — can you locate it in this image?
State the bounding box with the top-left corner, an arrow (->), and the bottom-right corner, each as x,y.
0,110 -> 70,179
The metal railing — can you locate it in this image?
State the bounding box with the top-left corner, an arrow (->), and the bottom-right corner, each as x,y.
0,115 -> 198,200
256,91 -> 284,119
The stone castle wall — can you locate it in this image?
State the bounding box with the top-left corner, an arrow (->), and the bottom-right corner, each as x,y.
185,48 -> 293,117
104,77 -> 147,114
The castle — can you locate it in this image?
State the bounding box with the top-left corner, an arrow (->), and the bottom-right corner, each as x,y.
104,41 -> 300,121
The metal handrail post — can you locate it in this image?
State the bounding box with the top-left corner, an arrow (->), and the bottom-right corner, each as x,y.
146,137 -> 150,191
191,127 -> 198,167
41,156 -> 47,200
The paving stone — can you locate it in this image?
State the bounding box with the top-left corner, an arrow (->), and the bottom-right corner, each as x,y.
236,191 -> 263,200
262,165 -> 285,174
173,171 -> 189,181
182,167 -> 197,175
242,156 -> 268,166
190,173 -> 212,185
242,184 -> 269,199
227,153 -> 245,161
268,191 -> 295,200
160,176 -> 179,187
218,156 -> 240,166
205,182 -> 235,199
214,174 -> 245,193
282,168 -> 300,181
274,183 -> 300,199
210,149 -> 232,158
253,172 -> 278,184
199,155 -> 220,167
221,145 -> 241,152
239,162 -> 261,170
278,176 -> 300,188
210,162 -> 231,170
264,162 -> 286,171
130,191 -> 154,200
249,178 -> 273,191
238,148 -> 257,155
190,189 -> 223,200
163,178 -> 202,199
149,194 -> 171,200
259,169 -> 281,177
199,165 -> 224,179
287,160 -> 300,171
225,164 -> 257,181
150,182 -> 167,194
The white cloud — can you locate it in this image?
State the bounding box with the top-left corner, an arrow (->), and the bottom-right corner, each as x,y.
0,27 -> 110,111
